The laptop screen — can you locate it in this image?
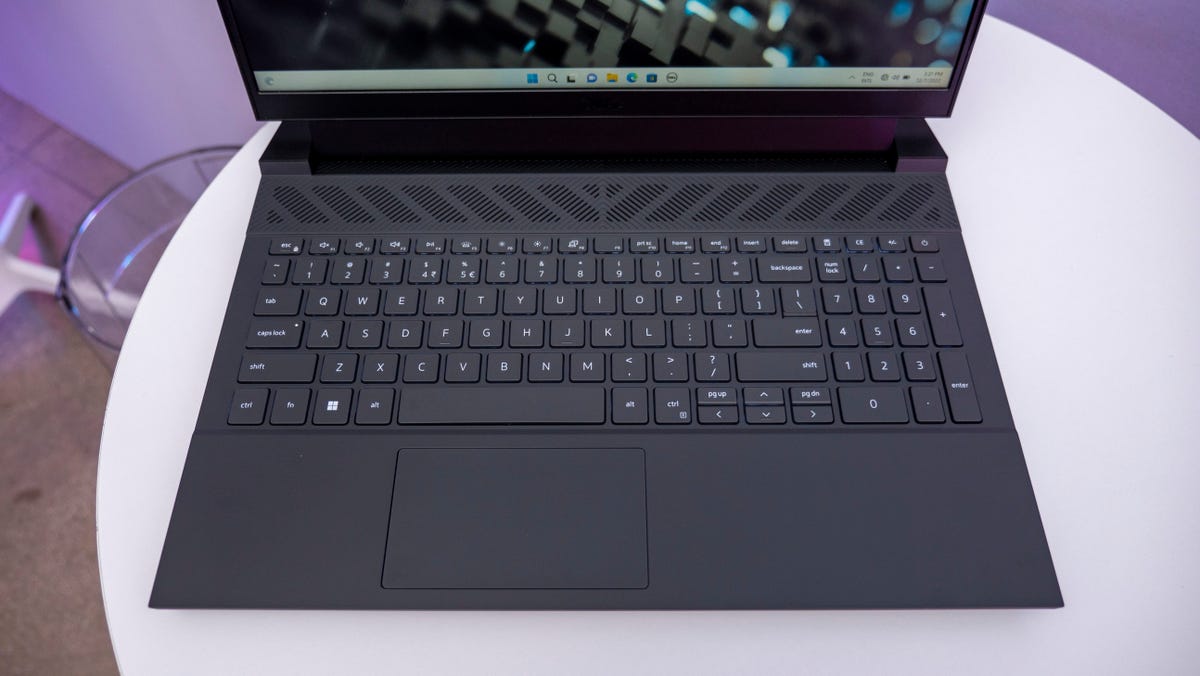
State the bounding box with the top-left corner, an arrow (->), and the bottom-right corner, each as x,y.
230,0 -> 980,93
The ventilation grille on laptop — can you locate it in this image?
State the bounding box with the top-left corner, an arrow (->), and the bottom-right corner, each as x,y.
251,173 -> 958,234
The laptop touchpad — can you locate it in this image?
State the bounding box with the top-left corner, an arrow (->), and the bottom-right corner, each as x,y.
383,448 -> 648,589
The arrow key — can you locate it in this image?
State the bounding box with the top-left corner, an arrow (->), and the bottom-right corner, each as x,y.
745,405 -> 787,424
743,388 -> 784,405
792,406 -> 834,424
699,406 -> 739,424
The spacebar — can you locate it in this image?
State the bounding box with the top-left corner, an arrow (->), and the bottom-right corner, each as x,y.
396,387 -> 606,425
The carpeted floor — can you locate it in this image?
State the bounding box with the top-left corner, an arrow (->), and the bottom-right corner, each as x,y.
0,88 -> 123,676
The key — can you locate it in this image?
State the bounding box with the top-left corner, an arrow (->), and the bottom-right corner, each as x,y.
740,287 -> 775,314
701,287 -> 736,314
904,351 -> 937,381
697,388 -> 738,405
924,286 -> 964,347
383,289 -> 418,315
468,319 -> 503,348
890,287 -> 921,314
712,319 -> 748,347
255,288 -> 301,316
632,319 -> 666,347
745,406 -> 787,424
868,351 -> 901,382
446,357 -> 482,384
641,258 -> 674,283
292,258 -> 327,284
502,287 -> 537,315
422,289 -> 458,316
603,256 -> 636,283
570,353 -> 605,382
612,388 -> 649,424
550,319 -> 585,348
744,388 -> 785,406
897,317 -> 930,347
523,237 -> 552,254
559,237 -> 588,254
304,288 -> 340,316
653,353 -> 688,382
345,238 -> 374,255
699,406 -> 738,424
939,352 -> 983,423
833,352 -> 866,382
757,256 -> 811,282
701,237 -> 731,253
862,318 -> 894,347
792,406 -> 834,424
850,255 -> 881,283
269,388 -> 309,425
681,258 -> 714,283
262,260 -> 289,285
238,354 -> 316,383
486,353 -> 522,382
362,354 -> 399,383
583,288 -> 617,314
623,287 -> 656,314
331,257 -> 365,284
883,255 -> 914,282
911,236 -> 939,253
387,320 -> 423,349
655,388 -> 692,424
403,354 -> 440,383
311,237 -> 341,255
827,318 -> 860,347
528,354 -> 564,382
737,352 -> 827,382
369,258 -> 402,284
449,258 -> 482,284
380,238 -> 410,254
662,288 -> 700,314
753,319 -> 822,347
780,286 -> 817,317
312,389 -> 352,425
593,236 -> 624,254
916,255 -> 947,282
790,387 -> 831,405
246,319 -> 303,349
564,257 -> 596,283
228,388 -> 268,425
451,237 -> 481,254
736,237 -> 767,253
838,388 -> 909,423
509,320 -> 544,348
486,257 -> 519,283
429,319 -> 464,348
524,257 -> 557,283
630,237 -> 659,253
773,237 -> 807,253
879,237 -> 906,253
665,237 -> 695,253
396,387 -> 606,424
355,388 -> 394,425
814,236 -> 840,253
855,287 -> 888,314
347,320 -> 384,349
846,236 -> 873,252
307,320 -> 343,349
671,319 -> 707,347
463,288 -> 498,315
694,352 -> 731,382
717,256 -> 752,283
320,353 -> 358,383
592,319 -> 625,347
910,386 -> 946,423
816,256 -> 846,282
269,238 -> 303,255
415,238 -> 444,254
612,353 -> 647,382
543,288 -> 577,315
344,289 -> 380,316
487,237 -> 516,254
822,287 -> 853,314
408,258 -> 441,283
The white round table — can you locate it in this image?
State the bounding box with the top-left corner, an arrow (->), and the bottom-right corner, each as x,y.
97,17 -> 1200,674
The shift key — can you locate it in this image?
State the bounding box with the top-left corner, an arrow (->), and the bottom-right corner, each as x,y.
737,352 -> 827,382
238,353 -> 317,383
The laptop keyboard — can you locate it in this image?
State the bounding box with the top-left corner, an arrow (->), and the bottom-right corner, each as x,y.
229,233 -> 983,427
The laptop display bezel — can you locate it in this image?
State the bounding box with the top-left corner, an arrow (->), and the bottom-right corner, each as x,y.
216,0 -> 990,122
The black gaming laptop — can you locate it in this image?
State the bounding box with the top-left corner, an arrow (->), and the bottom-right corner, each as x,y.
151,0 -> 1061,609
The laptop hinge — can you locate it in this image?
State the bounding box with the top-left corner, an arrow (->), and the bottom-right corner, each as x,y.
259,117 -> 948,175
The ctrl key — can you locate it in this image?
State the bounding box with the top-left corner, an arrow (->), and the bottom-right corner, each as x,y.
228,388 -> 269,425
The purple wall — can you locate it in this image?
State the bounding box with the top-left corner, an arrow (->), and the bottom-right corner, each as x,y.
990,0 -> 1200,137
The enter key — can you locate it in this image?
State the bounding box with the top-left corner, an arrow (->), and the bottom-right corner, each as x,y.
938,352 -> 982,423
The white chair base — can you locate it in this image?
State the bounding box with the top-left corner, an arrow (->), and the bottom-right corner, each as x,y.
0,194 -> 61,316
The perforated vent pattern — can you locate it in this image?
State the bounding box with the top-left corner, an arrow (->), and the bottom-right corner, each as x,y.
250,173 -> 959,234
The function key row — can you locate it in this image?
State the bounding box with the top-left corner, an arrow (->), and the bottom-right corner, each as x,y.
269,235 -> 940,257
